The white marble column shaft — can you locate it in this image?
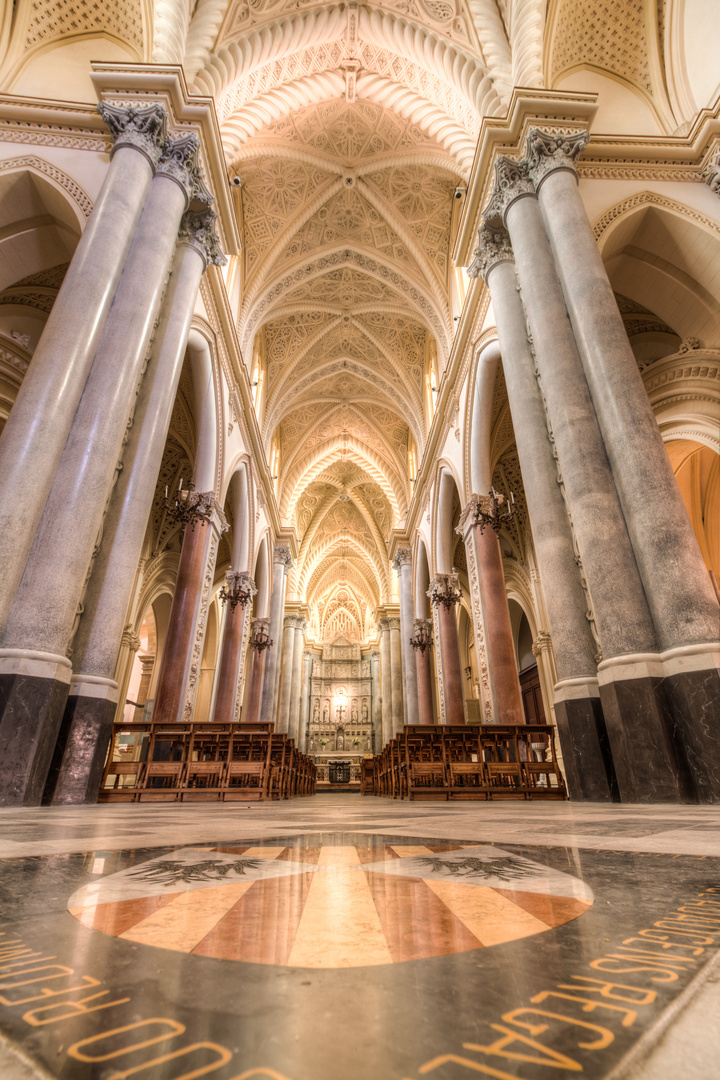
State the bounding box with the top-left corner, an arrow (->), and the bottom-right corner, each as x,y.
275,615 -> 297,735
388,617 -> 404,736
0,105 -> 167,634
393,549 -> 419,725
370,650 -> 382,753
1,139 -> 203,665
527,130 -> 720,652
487,162 -> 657,661
298,652 -> 312,751
260,548 -> 291,725
287,620 -> 306,742
378,621 -> 393,746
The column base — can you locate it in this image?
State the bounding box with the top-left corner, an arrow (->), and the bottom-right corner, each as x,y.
553,678 -> 617,801
45,677 -> 118,805
0,650 -> 72,806
598,655 -> 693,803
660,647 -> 720,803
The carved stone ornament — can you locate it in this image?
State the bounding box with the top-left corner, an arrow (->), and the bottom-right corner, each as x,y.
157,133 -> 213,210
532,630 -> 552,657
526,128 -> 589,187
274,543 -> 293,568
467,222 -> 514,281
97,102 -> 168,170
120,624 -> 142,652
392,546 -> 412,572
386,616 -> 402,631
178,208 -> 227,268
704,156 -> 720,195
482,156 -> 534,226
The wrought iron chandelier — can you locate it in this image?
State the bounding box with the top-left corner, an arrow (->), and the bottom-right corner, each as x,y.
164,478 -> 213,530
219,569 -> 257,611
249,618 -> 273,652
410,619 -> 433,653
471,487 -> 516,535
427,570 -> 462,610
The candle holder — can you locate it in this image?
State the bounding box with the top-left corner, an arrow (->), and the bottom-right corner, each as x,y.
219,570 -> 257,611
410,619 -> 433,653
249,617 -> 272,652
470,487 -> 516,535
164,479 -> 214,530
427,571 -> 462,610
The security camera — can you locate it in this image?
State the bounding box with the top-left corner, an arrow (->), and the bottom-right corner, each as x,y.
454,187 -> 465,200
230,176 -> 242,187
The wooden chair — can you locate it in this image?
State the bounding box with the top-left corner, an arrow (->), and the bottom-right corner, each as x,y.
407,761 -> 447,800
183,759 -> 225,800
138,761 -> 186,801
485,760 -> 527,799
99,761 -> 144,802
447,761 -> 488,799
224,760 -> 268,801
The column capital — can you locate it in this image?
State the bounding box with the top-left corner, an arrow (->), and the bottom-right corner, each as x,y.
427,572 -> 462,608
178,208 -> 227,269
483,156 -> 534,226
532,629 -> 553,656
157,133 -> 213,211
274,543 -> 293,569
386,616 -> 402,631
526,128 -> 589,188
370,650 -> 380,660
468,222 -> 513,281
456,496 -> 480,539
704,153 -> 720,195
392,546 -> 412,572
377,618 -> 390,633
120,624 -> 142,652
98,102 -> 168,170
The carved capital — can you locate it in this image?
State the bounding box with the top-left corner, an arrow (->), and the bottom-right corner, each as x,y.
120,624 -> 142,652
98,102 -> 168,170
483,156 -> 534,225
532,630 -> 553,656
386,616 -> 402,631
274,543 -> 293,569
392,546 -> 412,572
178,208 -> 227,268
526,128 -> 589,187
705,155 -> 720,195
157,133 -> 213,210
467,222 -> 514,281
456,495 -> 481,538
377,618 -> 390,633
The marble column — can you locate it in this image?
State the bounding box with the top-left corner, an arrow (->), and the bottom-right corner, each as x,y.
464,517 -> 525,726
388,616 -> 404,737
298,651 -> 312,751
275,615 -> 298,735
429,586 -> 465,725
413,621 -> 435,726
213,578 -> 256,723
378,620 -> 393,745
484,158 -> 685,803
48,211 -> 224,805
468,224 -> 613,800
527,128 -> 720,801
0,135 -> 210,806
0,103 -> 167,637
393,548 -> 420,724
135,655 -> 155,717
370,650 -> 382,752
243,621 -> 271,725
287,620 -> 307,742
260,546 -> 292,725
152,502 -> 228,725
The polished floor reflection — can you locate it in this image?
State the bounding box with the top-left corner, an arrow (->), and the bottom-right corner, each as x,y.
0,798 -> 719,1080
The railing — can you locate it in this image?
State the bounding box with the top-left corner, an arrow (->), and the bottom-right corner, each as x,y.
99,721 -> 316,802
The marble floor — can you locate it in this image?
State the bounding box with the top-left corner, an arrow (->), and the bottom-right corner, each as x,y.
1,796 -> 719,1080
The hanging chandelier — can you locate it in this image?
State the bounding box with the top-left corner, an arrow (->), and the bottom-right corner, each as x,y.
470,487 -> 516,535
427,570 -> 462,610
164,478 -> 213,530
410,619 -> 433,653
219,570 -> 257,611
249,618 -> 272,652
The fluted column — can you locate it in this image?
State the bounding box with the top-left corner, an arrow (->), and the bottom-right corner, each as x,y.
429,581 -> 465,725
484,157 -> 685,802
260,545 -> 292,724
152,501 -> 228,725
0,133 -> 211,806
213,576 -> 256,723
468,223 -> 613,799
378,619 -> 393,745
528,128 -> 720,801
413,620 -> 435,726
48,211 -> 225,804
298,651 -> 312,751
370,650 -> 382,752
287,619 -> 307,742
393,548 -> 419,724
0,103 -> 167,636
388,616 -> 404,736
275,615 -> 298,735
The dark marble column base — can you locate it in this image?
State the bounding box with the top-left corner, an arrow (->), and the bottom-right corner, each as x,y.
553,691 -> 616,801
44,692 -> 116,805
0,672 -> 69,805
662,664 -> 720,803
599,675 -> 694,803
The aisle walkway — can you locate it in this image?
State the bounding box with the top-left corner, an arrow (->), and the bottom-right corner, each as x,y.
1,798 -> 719,1080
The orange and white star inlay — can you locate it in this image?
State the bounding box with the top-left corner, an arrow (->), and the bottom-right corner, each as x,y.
67,840 -> 593,967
